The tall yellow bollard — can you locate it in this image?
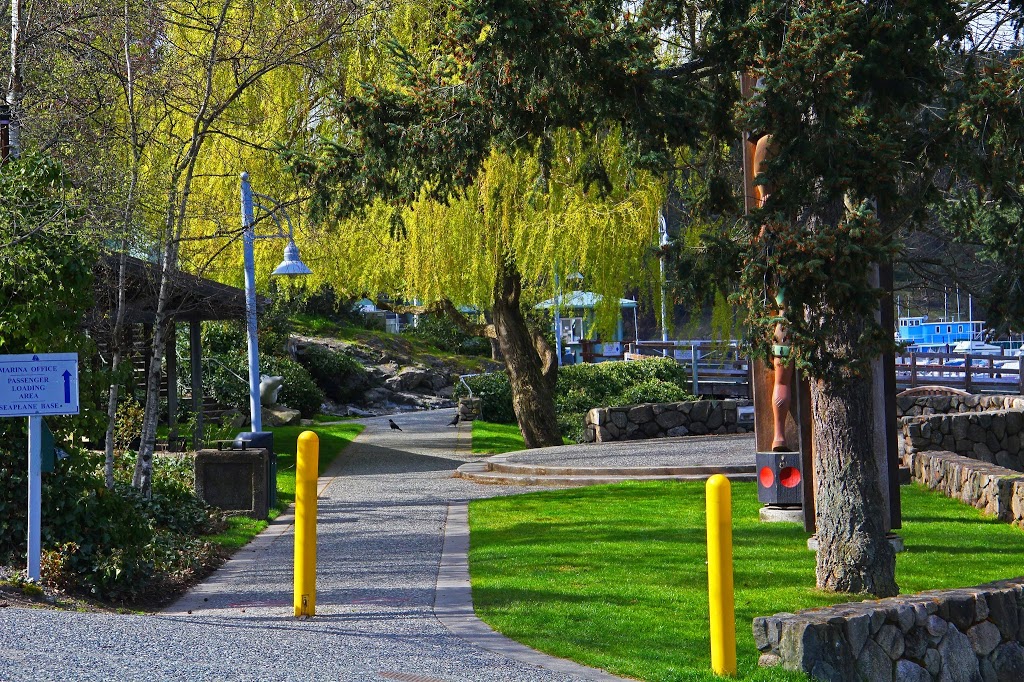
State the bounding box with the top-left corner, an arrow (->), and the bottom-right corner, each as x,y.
294,430 -> 319,617
706,474 -> 737,676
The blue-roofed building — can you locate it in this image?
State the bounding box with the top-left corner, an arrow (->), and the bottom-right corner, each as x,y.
898,315 -> 987,352
535,291 -> 639,364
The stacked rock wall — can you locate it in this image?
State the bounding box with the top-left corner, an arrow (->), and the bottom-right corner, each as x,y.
896,394 -> 1024,419
754,578 -> 1024,681
898,395 -> 1024,471
906,450 -> 1024,528
583,400 -> 752,442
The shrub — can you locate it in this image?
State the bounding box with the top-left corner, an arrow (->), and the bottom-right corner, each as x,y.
297,344 -> 368,403
456,358 -> 696,440
614,378 -> 693,406
403,314 -> 491,356
205,351 -> 324,418
454,372 -> 516,424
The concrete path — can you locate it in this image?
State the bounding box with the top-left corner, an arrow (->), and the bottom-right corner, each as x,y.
0,411 -> 627,682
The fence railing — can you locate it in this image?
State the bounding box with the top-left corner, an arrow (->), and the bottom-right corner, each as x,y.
895,351 -> 1024,394
624,343 -> 1024,397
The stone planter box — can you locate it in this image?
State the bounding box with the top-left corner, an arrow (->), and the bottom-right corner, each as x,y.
583,399 -> 752,442
754,577 -> 1024,681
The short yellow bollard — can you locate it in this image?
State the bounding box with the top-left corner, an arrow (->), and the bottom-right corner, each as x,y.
294,430 -> 319,617
706,474 -> 737,676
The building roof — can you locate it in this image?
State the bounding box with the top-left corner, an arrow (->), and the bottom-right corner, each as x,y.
534,291 -> 638,310
92,254 -> 258,324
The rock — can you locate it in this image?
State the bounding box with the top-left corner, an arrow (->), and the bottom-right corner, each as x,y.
627,404 -> 654,424
655,409 -> 684,430
689,400 -> 711,422
757,653 -> 782,668
896,604 -> 917,632
857,639 -> 893,682
666,425 -> 690,437
938,625 -> 983,682
364,387 -> 394,405
706,402 -> 724,430
689,422 -> 709,435
925,648 -> 942,676
895,659 -> 931,682
436,386 -> 455,399
347,406 -> 373,417
299,418 -> 314,426
875,623 -> 905,660
992,642 -> 1024,682
846,614 -> 871,659
967,621 -> 1001,657
588,408 -> 610,426
927,615 -> 949,638
904,626 -> 929,660
611,409 -> 628,429
262,405 -> 301,426
1006,411 -> 1023,436
384,367 -> 433,392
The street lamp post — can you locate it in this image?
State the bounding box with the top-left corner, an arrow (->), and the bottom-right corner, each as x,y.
240,172 -> 312,432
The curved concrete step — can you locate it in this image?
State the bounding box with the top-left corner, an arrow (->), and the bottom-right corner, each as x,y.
455,461 -> 755,487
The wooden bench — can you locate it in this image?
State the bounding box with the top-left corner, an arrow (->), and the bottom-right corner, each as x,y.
896,385 -> 971,398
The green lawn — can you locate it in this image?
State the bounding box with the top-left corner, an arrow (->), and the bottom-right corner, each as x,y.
469,482 -> 1024,681
471,420 -> 572,453
472,420 -> 527,454
208,422 -> 364,545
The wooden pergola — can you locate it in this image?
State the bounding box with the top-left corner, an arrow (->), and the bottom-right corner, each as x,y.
90,254 -> 264,448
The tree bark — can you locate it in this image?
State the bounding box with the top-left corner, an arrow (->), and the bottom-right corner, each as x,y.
811,317 -> 897,597
491,254 -> 562,448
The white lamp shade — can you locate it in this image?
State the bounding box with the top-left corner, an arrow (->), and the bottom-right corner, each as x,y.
272,240 -> 312,276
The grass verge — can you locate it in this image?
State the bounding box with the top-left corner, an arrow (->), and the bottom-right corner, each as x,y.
471,420 -> 526,454
469,481 -> 1024,681
471,420 -> 573,454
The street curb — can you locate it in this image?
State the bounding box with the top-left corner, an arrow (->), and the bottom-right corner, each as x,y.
434,501 -> 629,681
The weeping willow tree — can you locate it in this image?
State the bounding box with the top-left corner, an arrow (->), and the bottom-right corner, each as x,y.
286,0 -> 738,446
300,133 -> 664,446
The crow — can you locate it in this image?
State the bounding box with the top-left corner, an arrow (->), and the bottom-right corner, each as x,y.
388,419 -> 402,431
447,413 -> 460,426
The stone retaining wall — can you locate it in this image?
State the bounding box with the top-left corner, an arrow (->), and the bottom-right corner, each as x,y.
753,577 -> 1024,681
897,394 -> 1024,419
583,399 -> 752,443
899,409 -> 1024,471
906,450 -> 1024,529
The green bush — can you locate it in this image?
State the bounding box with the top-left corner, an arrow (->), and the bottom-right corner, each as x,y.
297,344 -> 368,403
454,372 -> 516,424
204,351 -> 324,418
403,314 -> 491,356
456,358 -> 696,440
0,440 -> 216,602
614,378 -> 693,406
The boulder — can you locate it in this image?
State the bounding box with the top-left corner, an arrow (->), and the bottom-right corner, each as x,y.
262,405 -> 301,426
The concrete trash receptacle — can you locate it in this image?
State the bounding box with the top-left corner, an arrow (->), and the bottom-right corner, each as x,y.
194,447 -> 270,519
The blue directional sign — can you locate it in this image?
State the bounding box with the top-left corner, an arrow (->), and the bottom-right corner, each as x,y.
0,353 -> 79,417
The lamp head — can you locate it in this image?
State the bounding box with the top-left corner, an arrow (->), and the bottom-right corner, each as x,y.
271,239 -> 312,276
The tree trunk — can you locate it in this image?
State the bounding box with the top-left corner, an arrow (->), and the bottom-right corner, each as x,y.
811,317 -> 897,597
491,254 -> 562,448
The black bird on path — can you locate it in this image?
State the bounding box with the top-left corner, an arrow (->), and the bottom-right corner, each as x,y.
388,419 -> 402,431
447,413 -> 460,427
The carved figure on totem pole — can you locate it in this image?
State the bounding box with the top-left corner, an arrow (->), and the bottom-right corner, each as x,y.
752,133 -> 794,452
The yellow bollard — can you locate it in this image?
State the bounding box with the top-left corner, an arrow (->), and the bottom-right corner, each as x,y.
294,430 -> 319,617
706,474 -> 737,676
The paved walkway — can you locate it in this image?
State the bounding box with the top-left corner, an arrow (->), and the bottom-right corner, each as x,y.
0,412 -> 753,681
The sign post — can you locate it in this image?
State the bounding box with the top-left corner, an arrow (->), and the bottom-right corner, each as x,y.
0,353 -> 79,580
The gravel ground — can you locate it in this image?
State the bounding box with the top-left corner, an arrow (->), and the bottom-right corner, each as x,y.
503,432 -> 756,468
0,411 -> 622,682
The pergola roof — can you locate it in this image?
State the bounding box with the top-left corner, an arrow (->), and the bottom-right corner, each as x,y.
92,254 -> 260,324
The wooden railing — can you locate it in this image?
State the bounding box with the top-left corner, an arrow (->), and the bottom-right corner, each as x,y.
625,341 -> 752,398
895,352 -> 1024,394
624,342 -> 1024,397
